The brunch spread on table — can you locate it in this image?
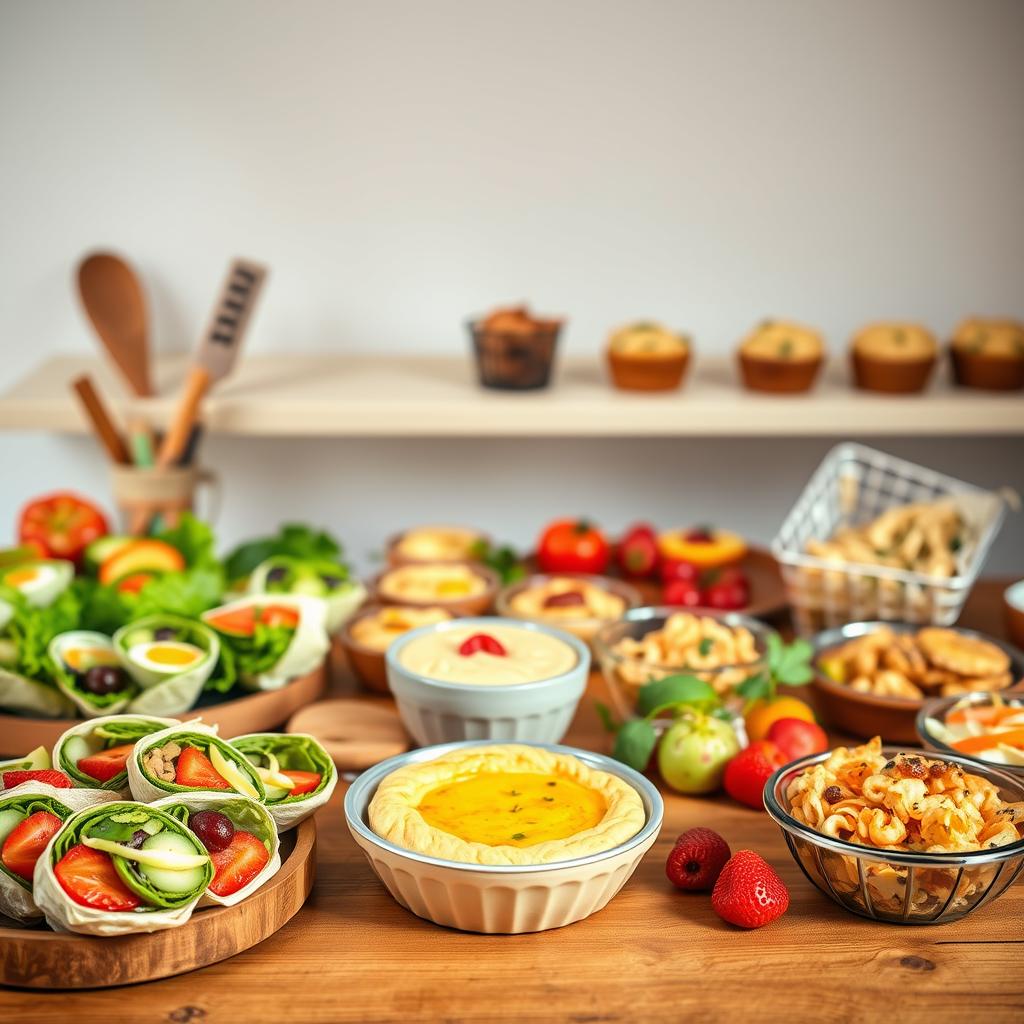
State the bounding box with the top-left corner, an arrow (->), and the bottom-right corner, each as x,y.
1,441 -> 1021,967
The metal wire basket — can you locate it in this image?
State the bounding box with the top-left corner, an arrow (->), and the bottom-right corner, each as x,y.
765,747 -> 1024,925
771,442 -> 1006,636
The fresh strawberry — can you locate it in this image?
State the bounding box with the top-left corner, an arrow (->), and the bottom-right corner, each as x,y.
76,743 -> 136,784
711,850 -> 789,928
663,578 -> 703,607
458,633 -> 507,657
54,844 -> 140,911
660,558 -> 700,583
175,746 -> 230,790
283,770 -> 321,797
617,524 -> 659,578
2,770 -> 72,790
665,827 -> 731,891
209,830 -> 270,897
1,811 -> 63,880
766,718 -> 829,762
723,741 -> 787,810
702,565 -> 750,610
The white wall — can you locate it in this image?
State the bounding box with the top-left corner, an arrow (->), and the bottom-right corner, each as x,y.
1,0 -> 1022,573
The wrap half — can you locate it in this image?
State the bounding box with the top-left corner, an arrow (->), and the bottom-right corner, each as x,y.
248,556 -> 367,634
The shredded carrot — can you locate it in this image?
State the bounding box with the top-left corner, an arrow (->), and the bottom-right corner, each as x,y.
947,705 -> 1022,727
952,728 -> 1024,755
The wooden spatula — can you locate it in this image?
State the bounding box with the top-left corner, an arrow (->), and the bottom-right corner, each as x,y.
157,258 -> 268,467
77,252 -> 152,397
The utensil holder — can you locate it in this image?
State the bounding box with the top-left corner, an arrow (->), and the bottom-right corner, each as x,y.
110,464 -> 219,534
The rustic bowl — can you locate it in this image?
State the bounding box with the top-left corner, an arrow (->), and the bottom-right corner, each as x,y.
372,563 -> 499,617
916,691 -> 1024,779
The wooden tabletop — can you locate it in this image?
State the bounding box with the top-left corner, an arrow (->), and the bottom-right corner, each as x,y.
3,580 -> 1022,1023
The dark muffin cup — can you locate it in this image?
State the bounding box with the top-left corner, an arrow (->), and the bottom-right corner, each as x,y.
468,318 -> 563,390
950,348 -> 1024,391
738,352 -> 823,393
851,350 -> 936,394
607,350 -> 689,391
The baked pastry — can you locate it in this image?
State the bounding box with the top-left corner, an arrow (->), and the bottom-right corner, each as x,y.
606,322 -> 691,391
950,317 -> 1024,391
737,319 -> 825,393
374,562 -> 497,616
850,322 -> 938,393
468,305 -> 564,390
388,525 -> 484,566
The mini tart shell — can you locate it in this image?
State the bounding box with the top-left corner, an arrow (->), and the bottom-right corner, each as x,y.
851,350 -> 936,394
737,351 -> 823,393
372,564 -> 499,617
607,349 -> 690,392
950,348 -> 1024,391
368,743 -> 645,866
386,528 -> 488,568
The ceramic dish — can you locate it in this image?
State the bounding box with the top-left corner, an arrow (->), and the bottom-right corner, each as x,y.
765,746 -> 1024,924
593,607 -> 772,720
344,739 -> 663,934
372,563 -> 499,617
384,617 -> 590,746
811,622 -> 1024,744
496,573 -> 642,647
916,692 -> 1024,778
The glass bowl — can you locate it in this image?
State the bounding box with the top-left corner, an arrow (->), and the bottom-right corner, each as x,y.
592,607 -> 773,720
916,692 -> 1024,779
496,573 -> 642,648
765,746 -> 1024,924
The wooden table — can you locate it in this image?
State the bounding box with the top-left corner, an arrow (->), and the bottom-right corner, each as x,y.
3,581 -> 1022,1023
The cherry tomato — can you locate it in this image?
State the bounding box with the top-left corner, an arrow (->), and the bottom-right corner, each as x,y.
536,519 -> 610,575
617,523 -> 659,578
702,565 -> 751,610
18,493 -> 109,566
663,578 -> 703,607
661,558 -> 700,583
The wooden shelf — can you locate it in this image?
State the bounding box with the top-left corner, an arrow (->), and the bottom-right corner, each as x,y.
1,352 -> 1021,437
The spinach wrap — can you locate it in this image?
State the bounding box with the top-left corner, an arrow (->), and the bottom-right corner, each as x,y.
127,721 -> 267,804
33,801 -> 214,936
231,732 -> 337,831
0,782 -> 117,922
248,555 -> 367,634
48,631 -> 137,718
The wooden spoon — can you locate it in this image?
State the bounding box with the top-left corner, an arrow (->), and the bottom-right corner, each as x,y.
77,252 -> 152,396
287,699 -> 409,773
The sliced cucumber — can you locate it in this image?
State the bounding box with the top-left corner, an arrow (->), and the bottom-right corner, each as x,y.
139,832 -> 209,894
263,782 -> 291,802
120,627 -> 154,648
141,818 -> 164,836
0,808 -> 26,846
62,735 -> 96,769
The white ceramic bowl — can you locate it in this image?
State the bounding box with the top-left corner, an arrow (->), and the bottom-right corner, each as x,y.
385,617 -> 590,746
344,739 -> 664,934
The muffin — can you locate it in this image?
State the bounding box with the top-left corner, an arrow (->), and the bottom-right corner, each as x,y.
850,322 -> 938,393
737,319 -> 825,393
468,305 -> 564,390
606,322 -> 691,391
950,318 -> 1024,391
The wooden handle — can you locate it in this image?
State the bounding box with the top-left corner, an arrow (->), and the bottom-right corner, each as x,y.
158,366 -> 210,467
71,375 -> 130,463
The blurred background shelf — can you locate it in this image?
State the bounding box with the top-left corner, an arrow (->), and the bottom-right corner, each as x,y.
1,353 -> 1021,438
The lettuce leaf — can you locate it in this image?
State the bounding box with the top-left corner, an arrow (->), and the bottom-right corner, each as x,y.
217,622 -> 294,677
224,524 -> 343,584
154,514 -> 219,569
0,584 -> 82,682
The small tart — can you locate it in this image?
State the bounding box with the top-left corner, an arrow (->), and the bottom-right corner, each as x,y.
608,323 -> 689,358
368,744 -> 645,865
738,320 -> 825,393
392,526 -> 483,565
853,323 -> 937,362
508,576 -> 627,624
606,321 -> 690,391
349,606 -> 453,653
378,563 -> 488,604
949,318 -> 1024,391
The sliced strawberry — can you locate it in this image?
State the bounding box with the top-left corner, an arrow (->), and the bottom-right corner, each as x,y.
1,811 -> 63,880
284,770 -> 321,797
174,746 -> 230,790
260,605 -> 299,630
54,844 -> 140,911
77,743 -> 136,784
2,770 -> 72,790
208,830 -> 270,897
116,572 -> 155,595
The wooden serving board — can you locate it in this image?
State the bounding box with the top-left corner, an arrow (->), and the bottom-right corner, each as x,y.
0,817 -> 315,989
0,661 -> 326,755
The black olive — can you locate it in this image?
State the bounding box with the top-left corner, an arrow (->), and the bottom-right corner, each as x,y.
154,627 -> 177,641
127,829 -> 150,849
83,665 -> 130,696
266,567 -> 289,584
321,574 -> 342,590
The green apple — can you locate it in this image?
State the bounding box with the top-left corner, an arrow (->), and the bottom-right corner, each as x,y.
657,712 -> 741,794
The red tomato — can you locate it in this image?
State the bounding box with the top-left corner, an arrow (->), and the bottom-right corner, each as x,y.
536,519 -> 610,574
18,493 -> 109,566
663,578 -> 703,607
54,844 -> 140,911
283,770 -> 322,796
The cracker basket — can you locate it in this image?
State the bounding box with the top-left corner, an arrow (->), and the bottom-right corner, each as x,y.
771,443 -> 1005,635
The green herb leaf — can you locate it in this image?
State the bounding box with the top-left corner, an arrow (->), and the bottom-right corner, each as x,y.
611,718 -> 658,771
511,833 -> 526,841
736,673 -> 771,702
768,634 -> 814,686
637,675 -> 718,717
593,701 -> 620,735
698,636 -> 714,657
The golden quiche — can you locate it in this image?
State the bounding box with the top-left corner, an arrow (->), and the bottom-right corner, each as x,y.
368,744 -> 645,866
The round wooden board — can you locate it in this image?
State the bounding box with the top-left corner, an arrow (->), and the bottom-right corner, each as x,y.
287,697 -> 409,772
0,661 -> 327,755
0,817 -> 316,990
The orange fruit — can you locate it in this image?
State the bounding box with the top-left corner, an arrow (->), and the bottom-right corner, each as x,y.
744,696 -> 816,742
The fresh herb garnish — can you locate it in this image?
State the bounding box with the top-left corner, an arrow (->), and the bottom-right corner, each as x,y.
511,832 -> 526,841
470,539 -> 525,584
698,637 -> 714,657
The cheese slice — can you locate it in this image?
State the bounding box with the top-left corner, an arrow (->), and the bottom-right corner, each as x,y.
210,744 -> 260,799
83,836 -> 209,870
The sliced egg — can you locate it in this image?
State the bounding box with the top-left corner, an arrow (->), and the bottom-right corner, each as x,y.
0,560 -> 73,607
127,640 -> 204,675
50,631 -> 118,673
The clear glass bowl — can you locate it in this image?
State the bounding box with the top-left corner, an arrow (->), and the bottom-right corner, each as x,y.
592,607 -> 772,720
916,692 -> 1024,779
765,746 -> 1024,925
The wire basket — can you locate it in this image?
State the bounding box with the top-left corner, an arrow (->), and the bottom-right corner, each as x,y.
771,443 -> 1005,635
